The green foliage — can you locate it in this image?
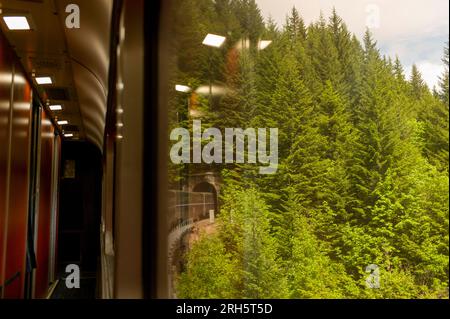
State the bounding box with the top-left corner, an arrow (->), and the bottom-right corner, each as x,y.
419,44 -> 449,172
221,187 -> 289,298
177,234 -> 237,298
287,200 -> 359,298
178,186 -> 290,298
171,1 -> 449,299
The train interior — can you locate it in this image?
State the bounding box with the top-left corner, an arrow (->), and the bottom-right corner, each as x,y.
1,0 -> 448,302
0,0 -> 167,299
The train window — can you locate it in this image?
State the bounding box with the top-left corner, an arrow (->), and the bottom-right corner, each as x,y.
163,0 -> 449,299
0,0 -> 447,303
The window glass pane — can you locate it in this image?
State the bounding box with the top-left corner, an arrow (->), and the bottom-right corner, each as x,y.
165,0 -> 449,299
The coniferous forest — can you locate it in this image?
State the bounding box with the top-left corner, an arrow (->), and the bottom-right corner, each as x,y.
168,0 -> 449,298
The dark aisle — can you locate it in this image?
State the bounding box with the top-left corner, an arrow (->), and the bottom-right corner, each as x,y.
50,272 -> 97,299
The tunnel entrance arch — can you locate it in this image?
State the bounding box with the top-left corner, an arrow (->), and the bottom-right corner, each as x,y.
167,172 -> 221,297
192,182 -> 218,220
187,172 -> 220,219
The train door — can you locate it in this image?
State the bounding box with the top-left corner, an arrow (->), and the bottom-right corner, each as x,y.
0,59 -> 33,299
24,99 -> 61,299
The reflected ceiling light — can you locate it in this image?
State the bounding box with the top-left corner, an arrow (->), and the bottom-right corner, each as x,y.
42,119 -> 52,127
259,40 -> 272,50
2,16 -> 30,30
235,38 -> 250,51
64,133 -> 73,138
42,133 -> 55,138
49,104 -> 62,111
120,25 -> 126,42
175,84 -> 191,93
35,76 -> 52,85
14,75 -> 26,84
0,72 -> 12,84
0,102 -> 9,111
13,118 -> 29,126
202,33 -> 226,48
15,102 -> 31,111
1,73 -> 26,85
195,85 -> 228,96
189,109 -> 203,118
57,120 -> 68,125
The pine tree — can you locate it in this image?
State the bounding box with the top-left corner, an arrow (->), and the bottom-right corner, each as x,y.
410,64 -> 427,100
232,0 -> 265,44
438,42 -> 449,105
393,56 -> 405,82
170,2 -> 449,299
419,44 -> 449,171
328,8 -> 358,100
288,203 -> 359,298
315,80 -> 356,226
177,234 -> 238,298
285,7 -> 307,42
306,14 -> 345,95
219,186 -> 290,298
349,29 -> 389,219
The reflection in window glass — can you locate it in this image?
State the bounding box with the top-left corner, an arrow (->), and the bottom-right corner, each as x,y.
166,0 -> 449,299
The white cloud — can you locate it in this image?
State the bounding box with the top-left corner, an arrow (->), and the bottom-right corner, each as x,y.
405,61 -> 445,89
256,0 -> 448,40
256,0 -> 448,91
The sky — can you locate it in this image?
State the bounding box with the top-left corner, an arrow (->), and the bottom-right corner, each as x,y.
256,0 -> 449,89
